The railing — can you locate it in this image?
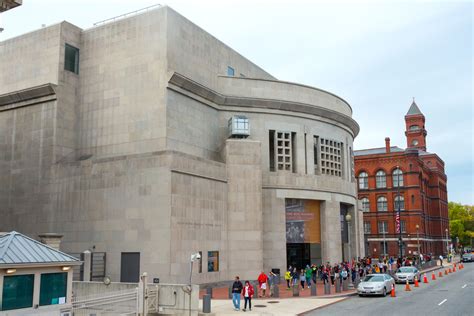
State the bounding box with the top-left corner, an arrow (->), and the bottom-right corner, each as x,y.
67,288 -> 139,316
93,4 -> 162,27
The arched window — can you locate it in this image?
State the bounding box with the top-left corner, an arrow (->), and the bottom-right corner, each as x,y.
376,170 -> 386,188
409,125 -> 420,131
392,168 -> 404,187
361,197 -> 370,212
394,195 -> 405,211
358,172 -> 368,189
377,196 -> 388,212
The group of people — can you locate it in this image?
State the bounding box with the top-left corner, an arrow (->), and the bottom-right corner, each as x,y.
230,255 -> 429,311
283,256 -> 428,290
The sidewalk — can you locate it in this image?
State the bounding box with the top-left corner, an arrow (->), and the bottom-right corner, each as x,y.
198,296 -> 347,316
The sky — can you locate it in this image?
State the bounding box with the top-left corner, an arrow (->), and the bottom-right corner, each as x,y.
1,0 -> 472,204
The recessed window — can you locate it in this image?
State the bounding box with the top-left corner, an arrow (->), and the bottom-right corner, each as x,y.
412,139 -> 419,146
401,220 -> 407,233
270,131 -> 295,172
40,272 -> 67,306
64,44 -> 79,74
358,172 -> 368,189
361,197 -> 370,212
376,170 -> 386,188
1,274 -> 34,311
227,66 -> 235,76
208,251 -> 219,272
364,221 -> 371,234
377,196 -> 388,212
378,221 -> 388,233
409,125 -> 420,131
320,138 -> 343,177
394,195 -> 405,211
392,168 -> 403,187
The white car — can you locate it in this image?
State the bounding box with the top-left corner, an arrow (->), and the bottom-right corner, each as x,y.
394,266 -> 421,284
357,274 -> 395,297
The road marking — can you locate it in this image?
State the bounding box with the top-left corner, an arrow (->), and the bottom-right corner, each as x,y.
438,299 -> 447,306
462,284 -> 467,289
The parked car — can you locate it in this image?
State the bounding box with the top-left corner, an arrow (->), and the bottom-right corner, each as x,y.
357,274 -> 395,297
462,253 -> 474,262
394,266 -> 421,284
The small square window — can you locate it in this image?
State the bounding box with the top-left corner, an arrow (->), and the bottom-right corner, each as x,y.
227,66 -> 235,76
65,44 -> 79,74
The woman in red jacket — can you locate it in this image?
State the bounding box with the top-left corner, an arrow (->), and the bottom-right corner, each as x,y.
242,281 -> 254,312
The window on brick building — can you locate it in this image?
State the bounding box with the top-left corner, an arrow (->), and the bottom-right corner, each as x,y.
361,197 -> 370,212
392,168 -> 403,187
377,196 -> 388,212
364,221 -> 371,234
376,170 -> 386,188
400,220 -> 407,233
394,195 -> 405,211
378,221 -> 388,233
358,172 -> 368,189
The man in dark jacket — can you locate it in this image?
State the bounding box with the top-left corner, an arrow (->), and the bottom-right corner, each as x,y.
232,276 -> 243,311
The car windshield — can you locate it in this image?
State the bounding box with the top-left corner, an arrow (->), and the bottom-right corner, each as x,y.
397,267 -> 415,273
363,275 -> 384,282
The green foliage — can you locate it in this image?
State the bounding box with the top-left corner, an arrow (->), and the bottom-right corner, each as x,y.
448,202 -> 474,246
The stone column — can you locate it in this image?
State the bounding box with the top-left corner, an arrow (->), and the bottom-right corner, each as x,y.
224,139 -> 263,280
320,200 -> 342,264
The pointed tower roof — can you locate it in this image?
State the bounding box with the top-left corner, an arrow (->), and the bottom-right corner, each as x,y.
406,98 -> 423,116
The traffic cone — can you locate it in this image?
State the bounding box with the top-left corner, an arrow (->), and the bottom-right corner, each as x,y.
453,266 -> 456,272
438,271 -> 443,278
405,279 -> 411,291
414,276 -> 419,287
423,274 -> 429,284
445,269 -> 448,275
391,284 -> 396,297
431,272 -> 436,280
449,268 -> 452,273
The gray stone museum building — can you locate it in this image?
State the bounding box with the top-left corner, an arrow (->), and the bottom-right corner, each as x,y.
0,6 -> 363,284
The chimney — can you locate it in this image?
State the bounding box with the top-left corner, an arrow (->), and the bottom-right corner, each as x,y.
385,137 -> 391,153
38,233 -> 63,251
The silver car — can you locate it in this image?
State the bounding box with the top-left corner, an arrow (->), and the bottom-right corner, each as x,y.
394,266 -> 421,284
357,274 -> 395,297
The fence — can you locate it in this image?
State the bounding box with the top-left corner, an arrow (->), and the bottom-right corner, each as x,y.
69,251 -> 106,281
67,288 -> 139,316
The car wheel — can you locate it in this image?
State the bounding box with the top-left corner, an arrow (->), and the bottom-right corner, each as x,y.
383,288 -> 387,297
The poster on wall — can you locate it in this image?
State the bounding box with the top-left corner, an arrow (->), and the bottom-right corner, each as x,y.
285,199 -> 321,244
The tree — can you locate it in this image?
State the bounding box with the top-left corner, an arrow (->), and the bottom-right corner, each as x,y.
448,202 -> 474,248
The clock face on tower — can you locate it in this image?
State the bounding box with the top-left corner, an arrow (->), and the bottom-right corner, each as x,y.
412,139 -> 419,146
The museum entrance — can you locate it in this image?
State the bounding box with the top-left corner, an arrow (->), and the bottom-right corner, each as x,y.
285,199 -> 322,269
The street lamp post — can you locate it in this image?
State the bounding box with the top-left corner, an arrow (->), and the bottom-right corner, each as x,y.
383,229 -> 386,257
345,213 -> 353,288
416,224 -> 420,263
396,166 -> 403,259
445,228 -> 449,258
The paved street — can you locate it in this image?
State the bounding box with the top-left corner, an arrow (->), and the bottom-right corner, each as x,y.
308,263 -> 473,316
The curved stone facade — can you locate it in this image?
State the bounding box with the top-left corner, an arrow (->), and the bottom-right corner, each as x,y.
0,6 -> 363,284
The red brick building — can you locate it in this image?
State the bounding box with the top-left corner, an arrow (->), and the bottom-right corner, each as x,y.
355,101 -> 449,258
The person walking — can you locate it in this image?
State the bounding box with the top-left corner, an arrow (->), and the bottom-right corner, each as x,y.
292,267 -> 299,286
305,265 -> 312,288
284,269 -> 292,290
242,281 -> 254,312
257,271 -> 268,298
231,276 -> 243,311
311,264 -> 318,285
299,269 -> 306,290
268,271 -> 276,297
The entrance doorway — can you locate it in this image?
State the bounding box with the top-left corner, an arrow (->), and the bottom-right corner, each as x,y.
287,244 -> 310,269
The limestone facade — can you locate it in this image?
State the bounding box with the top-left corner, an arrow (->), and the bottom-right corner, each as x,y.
0,6 -> 363,284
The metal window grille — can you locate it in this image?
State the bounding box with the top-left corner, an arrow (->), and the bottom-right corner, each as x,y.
320,138 -> 343,177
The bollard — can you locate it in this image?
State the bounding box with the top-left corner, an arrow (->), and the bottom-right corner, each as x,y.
324,282 -> 331,295
292,284 -> 299,297
311,283 -> 317,296
335,280 -> 341,293
206,287 -> 213,298
228,286 -> 232,299
273,284 -> 280,298
203,294 -> 211,313
342,279 -> 348,291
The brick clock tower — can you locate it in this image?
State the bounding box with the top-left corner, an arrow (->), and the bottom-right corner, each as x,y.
405,99 -> 427,151
354,100 -> 449,259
